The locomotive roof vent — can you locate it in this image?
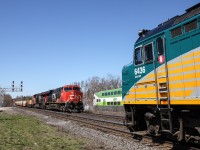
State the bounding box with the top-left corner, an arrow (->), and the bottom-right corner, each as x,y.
138,29 -> 149,37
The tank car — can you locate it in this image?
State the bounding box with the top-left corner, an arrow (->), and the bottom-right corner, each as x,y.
33,84 -> 84,112
122,3 -> 200,143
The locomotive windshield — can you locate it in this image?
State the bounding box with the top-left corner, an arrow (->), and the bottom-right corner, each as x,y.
64,87 -> 72,91
73,87 -> 80,91
134,47 -> 143,65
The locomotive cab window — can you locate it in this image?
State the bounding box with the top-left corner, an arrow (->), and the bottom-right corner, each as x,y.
156,37 -> 164,55
134,47 -> 143,65
64,87 -> 72,91
144,43 -> 153,63
184,19 -> 198,33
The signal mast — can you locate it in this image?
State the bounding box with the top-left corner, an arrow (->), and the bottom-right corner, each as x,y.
0,81 -> 23,107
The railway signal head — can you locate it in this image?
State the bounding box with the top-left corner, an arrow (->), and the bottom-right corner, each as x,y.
12,81 -> 14,92
21,81 -> 23,92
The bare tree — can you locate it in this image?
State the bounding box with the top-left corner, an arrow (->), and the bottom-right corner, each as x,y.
81,74 -> 121,102
3,94 -> 13,107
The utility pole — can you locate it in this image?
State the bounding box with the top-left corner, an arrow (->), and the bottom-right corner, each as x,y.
0,81 -> 23,107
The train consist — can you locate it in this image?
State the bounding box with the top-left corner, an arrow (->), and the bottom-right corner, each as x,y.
122,3 -> 200,142
15,84 -> 84,112
93,88 -> 123,111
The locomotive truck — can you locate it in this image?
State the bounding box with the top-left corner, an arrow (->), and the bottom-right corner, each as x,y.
122,3 -> 200,142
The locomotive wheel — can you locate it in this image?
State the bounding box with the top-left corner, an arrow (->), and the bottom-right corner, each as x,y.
67,109 -> 72,113
77,108 -> 81,113
60,106 -> 65,112
64,107 -> 72,113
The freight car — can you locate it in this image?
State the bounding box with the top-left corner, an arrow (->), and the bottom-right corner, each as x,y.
33,84 -> 84,112
122,3 -> 200,142
15,100 -> 27,107
93,88 -> 123,111
26,99 -> 35,108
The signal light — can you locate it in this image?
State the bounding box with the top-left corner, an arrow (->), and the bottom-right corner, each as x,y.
21,81 -> 23,92
12,81 -> 14,92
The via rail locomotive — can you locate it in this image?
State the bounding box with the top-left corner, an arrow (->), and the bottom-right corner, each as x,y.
93,88 -> 123,111
122,3 -> 200,142
33,84 -> 84,112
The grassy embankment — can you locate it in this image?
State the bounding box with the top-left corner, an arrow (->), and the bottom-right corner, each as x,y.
0,112 -> 84,150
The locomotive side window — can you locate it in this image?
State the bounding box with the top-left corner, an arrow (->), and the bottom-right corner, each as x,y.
144,43 -> 153,63
134,47 -> 143,65
184,19 -> 198,33
156,37 -> 164,55
171,26 -> 182,38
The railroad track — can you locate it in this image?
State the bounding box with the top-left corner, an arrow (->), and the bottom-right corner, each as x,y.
16,107 -> 132,139
71,111 -> 125,125
15,107 -> 200,149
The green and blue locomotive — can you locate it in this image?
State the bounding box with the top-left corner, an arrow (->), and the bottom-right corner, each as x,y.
122,3 -> 200,142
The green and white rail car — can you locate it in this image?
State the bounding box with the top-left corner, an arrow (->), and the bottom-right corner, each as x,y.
93,88 -> 123,111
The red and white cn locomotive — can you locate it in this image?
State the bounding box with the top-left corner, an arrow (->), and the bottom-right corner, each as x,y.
32,84 -> 84,112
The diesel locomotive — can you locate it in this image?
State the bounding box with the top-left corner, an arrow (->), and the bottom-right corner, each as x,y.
122,3 -> 200,142
33,84 -> 84,112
